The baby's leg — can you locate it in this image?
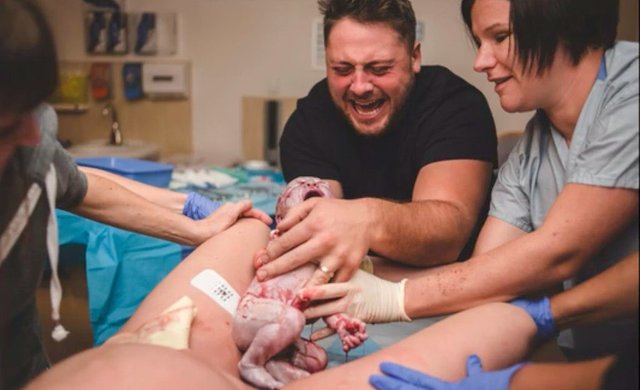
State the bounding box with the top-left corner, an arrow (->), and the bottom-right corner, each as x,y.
323,313 -> 367,351
288,338 -> 328,373
235,297 -> 306,388
284,302 -> 537,389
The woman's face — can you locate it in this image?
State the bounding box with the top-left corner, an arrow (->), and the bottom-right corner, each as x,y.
469,0 -> 554,113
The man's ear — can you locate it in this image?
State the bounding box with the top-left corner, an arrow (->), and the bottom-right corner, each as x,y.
412,42 -> 422,73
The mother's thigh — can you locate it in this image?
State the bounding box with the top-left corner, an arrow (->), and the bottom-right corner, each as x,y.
286,302 -> 537,389
116,218 -> 270,374
26,343 -> 250,390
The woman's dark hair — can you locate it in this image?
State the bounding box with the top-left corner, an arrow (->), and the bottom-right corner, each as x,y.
0,0 -> 59,115
461,0 -> 619,75
318,0 -> 417,53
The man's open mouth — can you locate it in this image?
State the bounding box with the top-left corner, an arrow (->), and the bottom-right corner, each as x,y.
351,99 -> 385,116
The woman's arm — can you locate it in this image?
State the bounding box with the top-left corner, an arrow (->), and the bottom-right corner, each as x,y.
73,170 -> 271,246
403,184 -> 638,318
472,216 -> 527,256
551,251 -> 638,330
300,185 -> 637,323
79,166 -> 188,213
509,356 -> 614,390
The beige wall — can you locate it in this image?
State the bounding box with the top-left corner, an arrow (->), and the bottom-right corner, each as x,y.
39,0 -> 638,166
37,0 -> 193,159
53,62 -> 193,159
619,0 -> 640,42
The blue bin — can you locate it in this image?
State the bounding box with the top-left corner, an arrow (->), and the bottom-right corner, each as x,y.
76,157 -> 174,187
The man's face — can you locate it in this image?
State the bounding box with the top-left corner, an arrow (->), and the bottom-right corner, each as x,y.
0,111 -> 40,177
325,18 -> 421,136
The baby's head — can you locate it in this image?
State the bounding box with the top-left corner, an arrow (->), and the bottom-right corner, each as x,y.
275,177 -> 333,224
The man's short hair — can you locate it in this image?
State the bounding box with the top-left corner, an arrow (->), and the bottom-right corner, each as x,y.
461,0 -> 619,75
318,0 -> 417,52
0,0 -> 58,115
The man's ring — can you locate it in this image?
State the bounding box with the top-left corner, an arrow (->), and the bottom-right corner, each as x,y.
318,263 -> 332,276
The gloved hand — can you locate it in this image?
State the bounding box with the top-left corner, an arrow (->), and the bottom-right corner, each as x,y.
300,270 -> 410,340
182,192 -> 221,220
511,297 -> 557,339
369,355 -> 525,390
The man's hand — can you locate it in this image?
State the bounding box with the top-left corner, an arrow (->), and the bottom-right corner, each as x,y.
369,355 -> 525,390
300,270 -> 410,340
254,197 -> 374,286
511,297 -> 557,339
193,200 -> 272,244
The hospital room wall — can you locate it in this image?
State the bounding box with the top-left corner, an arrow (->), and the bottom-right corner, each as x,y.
39,0 -> 637,166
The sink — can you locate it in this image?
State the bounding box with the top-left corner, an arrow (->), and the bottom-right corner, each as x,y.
66,139 -> 160,161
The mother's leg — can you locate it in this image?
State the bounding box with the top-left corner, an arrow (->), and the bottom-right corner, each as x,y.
25,343 -> 250,390
27,218 -> 270,389
116,218 -> 270,374
285,302 -> 537,389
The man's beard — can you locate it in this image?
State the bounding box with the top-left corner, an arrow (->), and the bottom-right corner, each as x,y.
342,75 -> 415,138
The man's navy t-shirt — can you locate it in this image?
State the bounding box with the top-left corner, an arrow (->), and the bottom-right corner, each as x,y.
280,65 -> 497,201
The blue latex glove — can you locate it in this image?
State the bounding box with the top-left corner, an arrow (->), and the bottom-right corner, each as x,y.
511,297 -> 557,339
369,355 -> 525,390
182,192 -> 221,220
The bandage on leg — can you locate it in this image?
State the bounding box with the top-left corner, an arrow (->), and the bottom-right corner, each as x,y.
106,295 -> 197,350
190,269 -> 240,316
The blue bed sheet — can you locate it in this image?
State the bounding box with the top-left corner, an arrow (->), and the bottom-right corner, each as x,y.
57,210 -> 183,345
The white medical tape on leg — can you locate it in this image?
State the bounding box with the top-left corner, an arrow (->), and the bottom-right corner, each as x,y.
190,269 -> 240,316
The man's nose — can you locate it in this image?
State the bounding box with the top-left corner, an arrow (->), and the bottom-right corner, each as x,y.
349,71 -> 374,96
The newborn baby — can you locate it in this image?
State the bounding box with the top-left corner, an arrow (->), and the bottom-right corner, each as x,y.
232,177 -> 368,389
